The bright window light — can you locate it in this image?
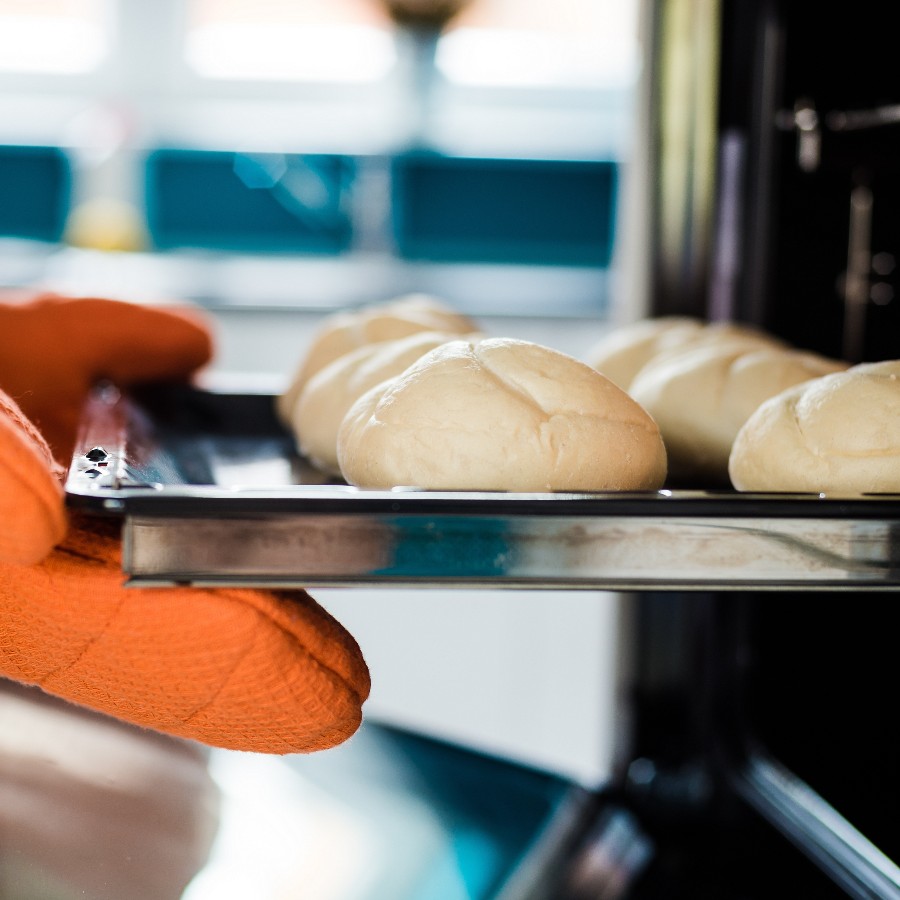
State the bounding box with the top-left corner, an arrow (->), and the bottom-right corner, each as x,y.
0,0 -> 109,74
439,0 -> 639,88
437,28 -> 638,88
186,0 -> 395,83
185,23 -> 395,82
185,0 -> 637,89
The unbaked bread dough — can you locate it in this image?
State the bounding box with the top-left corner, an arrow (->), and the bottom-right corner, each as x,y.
729,360 -> 900,494
337,337 -> 668,492
585,317 -> 784,390
629,343 -> 847,484
291,330 -> 477,475
585,316 -> 706,389
277,294 -> 478,424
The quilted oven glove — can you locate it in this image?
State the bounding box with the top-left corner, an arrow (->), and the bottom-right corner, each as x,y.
0,293 -> 369,753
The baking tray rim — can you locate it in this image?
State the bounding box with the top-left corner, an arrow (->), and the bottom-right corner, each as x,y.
62,382 -> 900,520
63,383 -> 900,590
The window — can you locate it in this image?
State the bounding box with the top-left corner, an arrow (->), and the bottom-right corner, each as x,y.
0,0 -> 638,318
0,0 -> 637,152
185,0 -> 395,83
182,0 -> 638,90
439,0 -> 638,88
0,0 -> 110,74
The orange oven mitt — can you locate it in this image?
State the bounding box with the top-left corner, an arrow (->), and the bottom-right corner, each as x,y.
0,293 -> 369,754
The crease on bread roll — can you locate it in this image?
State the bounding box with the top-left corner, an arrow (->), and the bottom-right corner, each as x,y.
585,316 -> 786,391
729,360 -> 900,494
337,337 -> 668,492
585,316 -> 706,389
630,342 -> 847,484
291,329 -> 480,475
277,293 -> 478,425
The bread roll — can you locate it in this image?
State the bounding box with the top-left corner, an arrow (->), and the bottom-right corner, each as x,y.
729,360 -> 900,494
292,330 -> 477,475
630,343 -> 847,484
585,316 -> 706,389
277,294 -> 478,424
585,317 -> 783,391
337,337 -> 668,492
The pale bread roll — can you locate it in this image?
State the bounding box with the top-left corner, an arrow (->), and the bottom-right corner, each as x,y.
277,293 -> 478,423
729,360 -> 900,494
585,317 -> 784,390
292,330 -> 479,475
337,337 -> 668,492
630,343 -> 848,484
585,316 -> 706,389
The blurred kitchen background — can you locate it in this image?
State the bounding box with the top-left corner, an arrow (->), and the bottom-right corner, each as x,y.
1,3 -> 648,897
0,0 -> 640,359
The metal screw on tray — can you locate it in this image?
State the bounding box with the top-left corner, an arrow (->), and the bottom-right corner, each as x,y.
84,446 -> 108,462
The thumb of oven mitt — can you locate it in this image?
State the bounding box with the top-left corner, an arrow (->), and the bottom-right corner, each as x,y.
0,294 -> 370,753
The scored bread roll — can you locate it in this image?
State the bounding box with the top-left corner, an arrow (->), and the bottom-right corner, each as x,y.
585,316 -> 706,389
629,343 -> 848,484
337,337 -> 668,492
277,293 -> 478,424
729,360 -> 900,494
291,330 -> 478,475
585,317 -> 783,391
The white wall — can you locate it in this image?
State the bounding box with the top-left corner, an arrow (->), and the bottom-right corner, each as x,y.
313,588 -> 635,787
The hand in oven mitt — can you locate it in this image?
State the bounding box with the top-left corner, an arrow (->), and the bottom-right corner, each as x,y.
0,293 -> 369,753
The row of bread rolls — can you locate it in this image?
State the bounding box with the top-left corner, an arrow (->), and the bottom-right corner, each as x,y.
586,316 -> 847,484
278,294 -> 668,492
281,298 -> 900,496
586,316 -> 900,494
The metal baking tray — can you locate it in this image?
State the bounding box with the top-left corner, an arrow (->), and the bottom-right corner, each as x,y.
65,381 -> 900,591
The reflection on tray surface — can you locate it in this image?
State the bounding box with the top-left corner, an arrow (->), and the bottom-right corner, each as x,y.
67,383 -> 900,505
124,383 -> 332,489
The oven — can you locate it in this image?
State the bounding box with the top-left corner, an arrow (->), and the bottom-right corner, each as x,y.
615,0 -> 900,895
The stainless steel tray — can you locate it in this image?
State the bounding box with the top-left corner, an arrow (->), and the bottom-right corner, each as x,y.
65,382 -> 900,591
